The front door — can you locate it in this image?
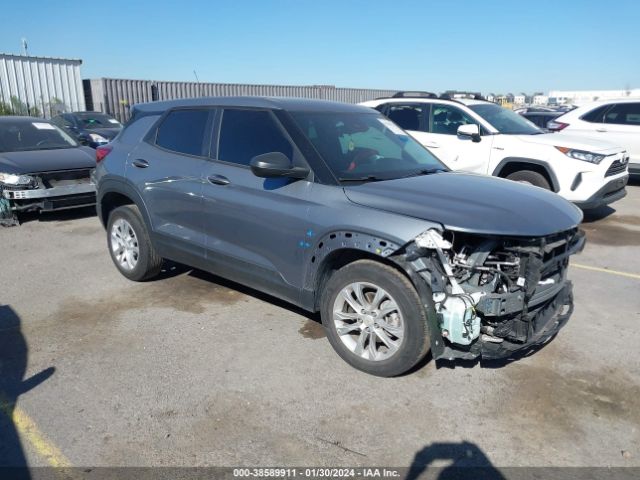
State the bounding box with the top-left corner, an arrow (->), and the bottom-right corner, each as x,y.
600,102 -> 640,165
422,103 -> 493,173
200,108 -> 314,303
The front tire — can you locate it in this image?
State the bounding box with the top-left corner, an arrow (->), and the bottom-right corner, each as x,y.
107,205 -> 163,281
321,260 -> 430,377
506,170 -> 551,190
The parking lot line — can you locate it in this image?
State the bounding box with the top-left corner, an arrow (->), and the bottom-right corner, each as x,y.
0,397 -> 72,468
572,263 -> 640,280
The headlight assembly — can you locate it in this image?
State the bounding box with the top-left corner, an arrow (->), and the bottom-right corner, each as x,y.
555,146 -> 605,164
0,173 -> 34,186
89,133 -> 109,144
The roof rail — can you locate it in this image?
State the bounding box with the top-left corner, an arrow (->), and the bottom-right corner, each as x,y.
391,91 -> 438,99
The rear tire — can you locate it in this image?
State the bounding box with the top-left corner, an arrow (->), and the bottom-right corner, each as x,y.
107,205 -> 163,281
505,170 -> 551,190
321,260 -> 430,377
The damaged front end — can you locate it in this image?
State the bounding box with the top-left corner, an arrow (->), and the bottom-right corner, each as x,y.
0,169 -> 96,225
403,227 -> 585,361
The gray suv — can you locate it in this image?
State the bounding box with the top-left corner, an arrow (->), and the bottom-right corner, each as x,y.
95,97 -> 585,376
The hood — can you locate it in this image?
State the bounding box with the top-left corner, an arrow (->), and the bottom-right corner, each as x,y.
343,172 -> 582,237
0,147 -> 95,174
83,127 -> 120,139
516,132 -> 620,153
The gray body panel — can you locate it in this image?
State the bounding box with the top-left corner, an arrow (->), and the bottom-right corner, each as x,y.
344,172 -> 583,236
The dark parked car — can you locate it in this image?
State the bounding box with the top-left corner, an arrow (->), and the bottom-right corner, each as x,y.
519,111 -> 563,131
51,111 -> 122,148
95,97 -> 585,376
0,117 -> 96,225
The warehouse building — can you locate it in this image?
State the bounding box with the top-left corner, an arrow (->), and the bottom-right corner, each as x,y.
84,78 -> 397,122
0,53 -> 85,117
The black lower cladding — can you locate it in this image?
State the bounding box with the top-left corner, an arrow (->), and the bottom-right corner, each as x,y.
12,192 -> 96,212
479,281 -> 573,359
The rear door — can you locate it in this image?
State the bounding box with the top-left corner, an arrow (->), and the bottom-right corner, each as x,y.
424,103 -> 492,173
199,108 -> 314,303
125,108 -> 214,261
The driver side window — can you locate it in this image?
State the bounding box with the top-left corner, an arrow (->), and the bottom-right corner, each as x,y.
429,104 -> 477,135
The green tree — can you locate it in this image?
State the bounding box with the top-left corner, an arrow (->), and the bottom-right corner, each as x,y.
0,101 -> 13,115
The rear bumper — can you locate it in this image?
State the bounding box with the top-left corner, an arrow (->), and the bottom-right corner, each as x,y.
573,174 -> 628,210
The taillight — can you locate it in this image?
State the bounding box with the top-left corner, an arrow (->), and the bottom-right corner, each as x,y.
547,120 -> 569,132
96,145 -> 113,163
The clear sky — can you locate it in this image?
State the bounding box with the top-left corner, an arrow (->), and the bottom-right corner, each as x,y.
1,0 -> 638,94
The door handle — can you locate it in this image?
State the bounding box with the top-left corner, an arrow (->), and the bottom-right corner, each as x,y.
424,142 -> 440,148
132,159 -> 149,168
596,128 -> 607,132
207,174 -> 230,186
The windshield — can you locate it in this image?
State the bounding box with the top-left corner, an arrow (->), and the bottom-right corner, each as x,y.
469,103 -> 543,135
292,112 -> 447,182
75,113 -> 122,130
0,120 -> 79,152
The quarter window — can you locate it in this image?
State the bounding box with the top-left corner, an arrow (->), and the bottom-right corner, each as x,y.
155,109 -> 210,156
581,105 -> 611,123
218,109 -> 293,166
430,104 -> 478,135
603,103 -> 640,126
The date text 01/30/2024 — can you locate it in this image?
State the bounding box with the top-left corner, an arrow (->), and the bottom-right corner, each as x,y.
232,468 -> 401,478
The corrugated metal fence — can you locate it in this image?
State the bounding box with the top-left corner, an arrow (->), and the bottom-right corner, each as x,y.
85,78 -> 397,122
0,53 -> 85,117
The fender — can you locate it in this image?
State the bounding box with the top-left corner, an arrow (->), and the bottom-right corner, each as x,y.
301,229 -> 444,359
492,157 -> 560,192
302,229 -> 403,294
97,176 -> 153,231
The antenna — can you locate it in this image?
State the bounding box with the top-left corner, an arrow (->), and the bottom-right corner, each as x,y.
21,38 -> 28,56
193,70 -> 202,96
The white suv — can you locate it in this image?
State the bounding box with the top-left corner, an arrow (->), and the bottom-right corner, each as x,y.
548,98 -> 640,175
361,93 -> 630,209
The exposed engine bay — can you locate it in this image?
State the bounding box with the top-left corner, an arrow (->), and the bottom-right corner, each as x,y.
405,227 -> 585,360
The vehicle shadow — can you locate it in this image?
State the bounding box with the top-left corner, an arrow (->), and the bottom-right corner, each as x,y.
17,206 -> 96,225
0,305 -> 55,478
406,441 -> 505,480
155,261 -> 319,322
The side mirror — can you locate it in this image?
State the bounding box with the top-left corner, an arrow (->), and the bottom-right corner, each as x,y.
77,133 -> 91,146
457,124 -> 481,142
249,152 -> 309,179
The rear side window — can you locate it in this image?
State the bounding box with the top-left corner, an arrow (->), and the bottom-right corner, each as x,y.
155,109 -> 210,156
217,109 -> 293,166
581,105 -> 611,123
604,103 -> 640,125
385,104 -> 428,132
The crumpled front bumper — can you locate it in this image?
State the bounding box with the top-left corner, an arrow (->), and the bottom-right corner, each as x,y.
479,281 -> 573,359
2,183 -> 96,211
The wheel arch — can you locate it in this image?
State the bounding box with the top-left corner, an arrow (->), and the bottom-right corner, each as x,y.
98,179 -> 152,231
301,229 -> 416,312
492,157 -> 560,192
304,231 -> 443,359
